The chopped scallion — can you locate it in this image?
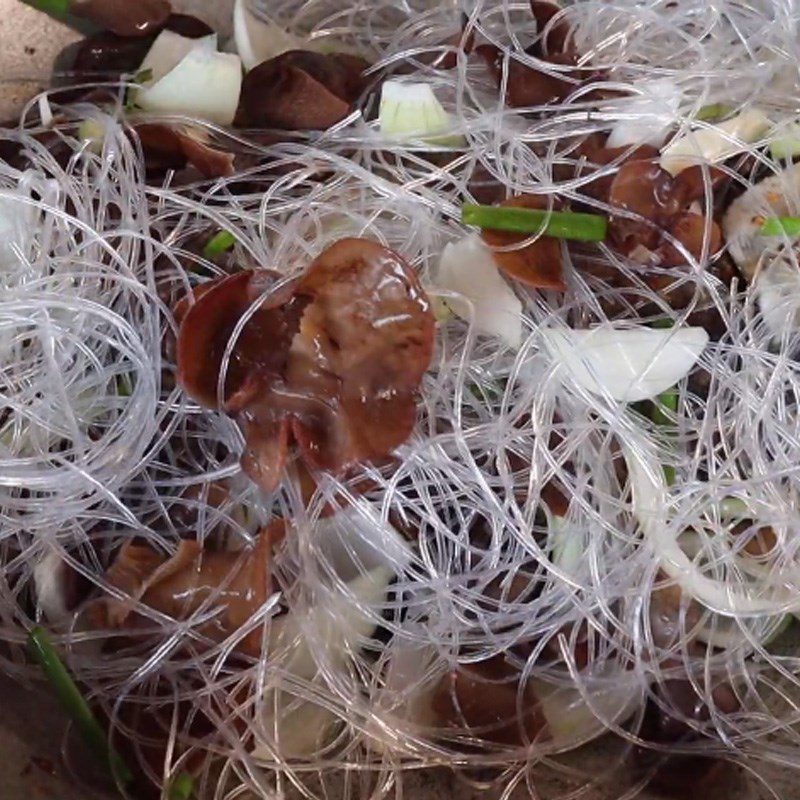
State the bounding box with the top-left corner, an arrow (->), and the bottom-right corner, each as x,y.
133,67 -> 154,84
695,103 -> 731,122
649,318 -> 675,330
650,388 -> 678,485
769,125 -> 800,160
28,627 -> 133,786
203,230 -> 236,258
461,203 -> 607,242
116,374 -> 133,397
169,772 -> 195,800
760,217 -> 800,237
21,0 -> 70,15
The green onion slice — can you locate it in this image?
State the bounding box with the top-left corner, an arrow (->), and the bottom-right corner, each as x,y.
760,217 -> 800,237
203,230 -> 236,258
695,103 -> 732,122
28,627 -> 133,786
169,772 -> 195,800
461,203 -> 607,242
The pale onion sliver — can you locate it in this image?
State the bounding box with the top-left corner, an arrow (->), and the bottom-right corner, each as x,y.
379,80 -> 460,144
541,324 -> 709,402
253,508 -> 410,758
756,253 -> 800,339
137,47 -> 243,127
233,0 -> 304,71
531,676 -> 641,750
605,78 -> 682,149
435,234 -> 523,349
254,566 -> 394,758
660,108 -> 771,176
624,440 -> 798,615
33,549 -> 71,623
138,30 -> 218,85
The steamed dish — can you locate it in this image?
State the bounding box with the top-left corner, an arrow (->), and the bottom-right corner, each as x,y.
4,0 -> 800,798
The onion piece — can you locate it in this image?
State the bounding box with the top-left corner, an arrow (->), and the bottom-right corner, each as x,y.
136,34 -> 243,126
368,639 -> 639,753
233,0 -> 304,71
379,80 -> 462,146
540,324 -> 708,402
605,78 -> 682,149
660,108 -> 771,176
0,188 -> 37,272
549,515 -> 584,577
33,550 -> 71,623
624,441 -> 799,615
755,252 -> 800,339
531,676 -> 640,749
722,163 -> 800,280
254,508 -> 411,758
137,30 -> 218,85
435,234 -> 523,349
770,123 -> 800,160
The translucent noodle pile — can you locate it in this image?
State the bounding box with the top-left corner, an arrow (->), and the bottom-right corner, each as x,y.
2,0 -> 800,798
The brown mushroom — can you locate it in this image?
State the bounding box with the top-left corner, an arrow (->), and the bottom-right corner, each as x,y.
68,14 -> 213,80
176,238 -> 434,492
529,0 -> 572,57
608,160 -> 677,251
176,270 -> 302,408
476,44 -> 577,108
71,0 -> 172,38
133,124 -> 235,179
481,195 -> 566,290
432,655 -> 549,746
89,521 -> 283,657
239,50 -> 371,130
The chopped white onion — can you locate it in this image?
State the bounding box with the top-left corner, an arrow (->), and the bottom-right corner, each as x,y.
379,80 -> 461,145
138,30 -> 218,86
435,234 -> 523,349
660,108 -> 771,176
605,78 -> 682,149
531,676 -> 640,749
0,190 -> 36,273
540,324 -> 708,402
624,441 -> 798,615
769,123 -> 800,160
253,508 -> 411,758
755,252 -> 800,340
136,33 -> 242,126
233,0 -> 304,71
722,163 -> 800,279
33,550 -> 71,623
549,515 -> 585,578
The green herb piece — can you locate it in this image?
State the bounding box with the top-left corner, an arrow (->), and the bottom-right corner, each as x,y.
133,67 -> 153,84
21,0 -> 70,15
695,103 -> 731,122
28,627 -> 133,786
769,126 -> 800,160
651,387 -> 678,427
461,204 -> 608,242
760,217 -> 800,237
20,0 -> 97,34
649,317 -> 675,330
650,388 -> 678,485
169,772 -> 194,800
116,374 -> 133,397
719,496 -> 750,520
203,230 -> 236,259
